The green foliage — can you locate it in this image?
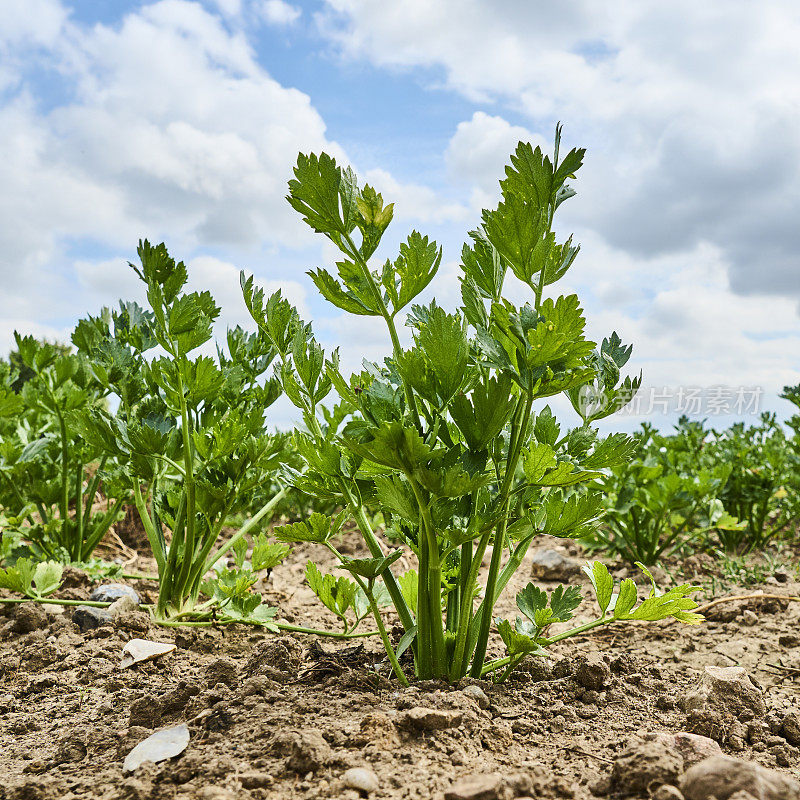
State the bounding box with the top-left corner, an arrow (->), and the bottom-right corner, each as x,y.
72,241 -> 291,623
0,558 -> 63,599
0,335 -> 128,563
243,125 -> 673,685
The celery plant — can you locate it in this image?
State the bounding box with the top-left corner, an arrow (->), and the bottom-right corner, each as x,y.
245,127 -> 703,684
0,336 -> 126,563
76,242 -> 290,624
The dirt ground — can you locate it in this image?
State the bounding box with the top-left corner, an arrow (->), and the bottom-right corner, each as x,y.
1,526 -> 799,800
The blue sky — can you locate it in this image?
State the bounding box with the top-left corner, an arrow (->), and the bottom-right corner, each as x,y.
2,0 -> 799,429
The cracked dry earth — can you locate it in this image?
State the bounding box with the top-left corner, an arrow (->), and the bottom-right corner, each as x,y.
1,533 -> 800,800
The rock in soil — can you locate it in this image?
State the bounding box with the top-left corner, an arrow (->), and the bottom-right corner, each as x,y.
782,711 -> 800,746
652,786 -> 684,800
271,729 -> 332,773
680,755 -> 800,800
574,654 -> 612,690
342,767 -> 380,794
399,707 -> 463,731
444,773 -> 506,800
461,684 -> 491,709
72,605 -> 113,632
529,547 -> 580,581
204,656 -> 238,688
684,665 -> 767,718
11,603 -> 48,633
108,595 -> 139,617
638,731 -> 723,767
90,583 -> 141,604
612,738 -> 684,794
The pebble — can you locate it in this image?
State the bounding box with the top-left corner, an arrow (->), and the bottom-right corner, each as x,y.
399,707 -> 462,731
652,786 -> 684,800
781,711 -> 800,746
741,610 -> 758,626
108,596 -> 138,617
12,604 -> 48,633
638,731 -> 723,766
683,665 -> 766,718
529,548 -> 580,581
342,767 -> 379,795
574,655 -> 612,690
612,738 -> 683,794
444,773 -> 504,800
73,605 -> 113,632
461,684 -> 490,709
90,583 -> 140,604
681,755 -> 800,800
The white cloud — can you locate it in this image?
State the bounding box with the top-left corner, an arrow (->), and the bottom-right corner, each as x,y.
258,0 -> 301,26
319,1 -> 800,303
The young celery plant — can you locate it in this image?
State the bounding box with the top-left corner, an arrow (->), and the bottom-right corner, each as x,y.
245,127 -> 701,684
75,242 -> 290,624
0,336 -> 127,563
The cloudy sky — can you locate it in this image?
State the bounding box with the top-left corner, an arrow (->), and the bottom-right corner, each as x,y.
2,0 -> 799,429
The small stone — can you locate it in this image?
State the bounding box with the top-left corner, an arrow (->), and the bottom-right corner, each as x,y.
652,787 -> 684,800
529,548 -> 580,581
271,729 -> 331,773
681,755 -> 800,800
129,695 -> 163,728
684,665 -> 766,718
574,655 -> 611,690
637,731 -> 722,767
741,610 -> 758,626
342,767 -> 379,795
12,604 -> 49,633
612,739 -> 683,794
781,711 -> 800,746
444,773 -> 504,800
399,707 -> 462,731
122,724 -> 189,773
90,583 -> 140,604
359,712 -> 400,748
204,657 -> 238,688
73,605 -> 113,632
461,684 -> 490,709
779,634 -> 800,648
238,772 -> 273,789
108,595 -> 138,617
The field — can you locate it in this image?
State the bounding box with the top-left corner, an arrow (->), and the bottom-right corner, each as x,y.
1,528 -> 799,799
2,132 -> 800,800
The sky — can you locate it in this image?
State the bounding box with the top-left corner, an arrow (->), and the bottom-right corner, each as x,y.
1,0 -> 799,430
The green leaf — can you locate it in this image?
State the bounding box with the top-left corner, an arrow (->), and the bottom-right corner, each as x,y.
251,536 -> 291,571
548,585 -> 582,623
501,140 -> 554,211
398,569 -> 418,617
0,557 -> 36,597
613,579 -> 638,619
374,475 -> 418,522
274,512 -> 336,544
450,375 -> 517,452
516,583 -> 547,625
497,618 -> 543,656
583,561 -> 614,615
287,152 -> 358,239
308,268 -> 378,316
339,549 -> 403,580
306,561 -> 358,625
389,231 -> 442,314
344,420 -> 439,473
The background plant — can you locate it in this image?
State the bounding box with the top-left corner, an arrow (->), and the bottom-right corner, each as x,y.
74,242 -> 292,624
243,128 -> 702,685
0,335 -> 127,564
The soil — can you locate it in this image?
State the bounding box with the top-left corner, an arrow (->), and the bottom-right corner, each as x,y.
1,526 -> 799,800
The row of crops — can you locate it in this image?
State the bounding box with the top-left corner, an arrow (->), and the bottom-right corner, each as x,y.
1,130 -> 798,684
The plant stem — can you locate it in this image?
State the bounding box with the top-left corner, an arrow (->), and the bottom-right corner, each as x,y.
204,487 -> 287,574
